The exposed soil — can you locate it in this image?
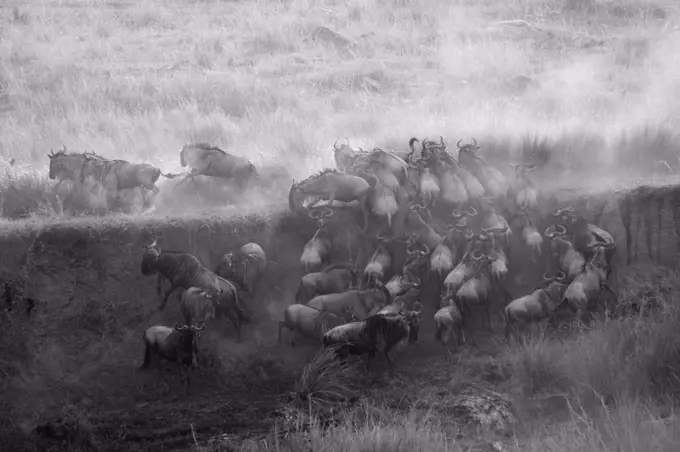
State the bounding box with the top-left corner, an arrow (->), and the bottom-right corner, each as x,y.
2,180 -> 680,450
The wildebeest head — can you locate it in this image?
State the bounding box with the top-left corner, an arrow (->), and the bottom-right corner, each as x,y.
141,240 -> 161,275
47,147 -> 81,181
173,323 -> 205,364
544,224 -> 570,260
456,138 -> 486,166
541,271 -> 569,301
510,157 -> 536,178
402,301 -> 423,344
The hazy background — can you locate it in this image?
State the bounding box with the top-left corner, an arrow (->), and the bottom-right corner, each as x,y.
1,0 -> 678,216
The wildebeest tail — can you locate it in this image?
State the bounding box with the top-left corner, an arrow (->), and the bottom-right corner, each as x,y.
233,288 -> 252,324
435,324 -> 442,341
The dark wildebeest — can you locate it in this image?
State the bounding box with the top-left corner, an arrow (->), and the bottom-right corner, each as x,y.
178,143 -> 258,188
552,206 -> 616,278
323,307 -> 423,369
215,242 -> 267,302
141,240 -> 223,310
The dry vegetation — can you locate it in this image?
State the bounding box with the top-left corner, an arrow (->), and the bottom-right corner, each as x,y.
2,0 -> 680,450
1,0 -> 680,218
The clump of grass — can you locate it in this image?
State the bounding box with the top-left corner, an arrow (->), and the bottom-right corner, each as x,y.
507,294 -> 680,411
292,347 -> 362,412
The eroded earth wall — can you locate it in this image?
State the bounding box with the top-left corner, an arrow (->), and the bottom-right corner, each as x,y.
0,182 -> 679,362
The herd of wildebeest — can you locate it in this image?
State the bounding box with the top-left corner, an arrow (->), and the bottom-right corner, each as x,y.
130,136 -> 619,380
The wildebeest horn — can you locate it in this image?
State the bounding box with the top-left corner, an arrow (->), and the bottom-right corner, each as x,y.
309,209 -> 322,220
456,139 -> 463,149
192,324 -> 205,332
406,242 -> 419,255
417,243 -> 430,256
456,218 -> 469,228
333,140 -> 341,151
464,206 -> 478,217
464,229 -> 475,241
472,137 -> 478,147
554,224 -> 567,235
408,276 -> 421,288
544,225 -> 556,239
452,208 -> 463,219
174,323 -> 184,331
409,200 -> 427,211
471,248 -> 484,261
345,137 -> 350,146
147,239 -> 158,249
321,206 -> 334,219
556,271 -> 567,282
542,271 -> 556,281
524,157 -> 536,170
439,136 -> 445,147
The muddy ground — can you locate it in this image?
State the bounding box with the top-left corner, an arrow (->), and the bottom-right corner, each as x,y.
1,180 -> 680,451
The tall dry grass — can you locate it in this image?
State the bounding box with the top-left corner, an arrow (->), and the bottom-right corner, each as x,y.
1,0 -> 679,219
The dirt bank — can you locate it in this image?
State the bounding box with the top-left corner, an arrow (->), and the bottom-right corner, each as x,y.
1,180 -> 679,450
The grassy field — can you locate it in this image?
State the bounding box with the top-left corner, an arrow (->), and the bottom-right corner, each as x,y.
2,0 -> 680,218
3,0 -> 680,450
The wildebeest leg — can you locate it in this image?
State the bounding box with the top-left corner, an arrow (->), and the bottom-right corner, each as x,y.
140,345 -> 151,370
277,321 -> 290,345
225,310 -> 243,342
159,285 -> 178,311
618,196 -> 633,264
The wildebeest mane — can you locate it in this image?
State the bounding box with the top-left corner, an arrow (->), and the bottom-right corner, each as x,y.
362,313 -> 408,347
307,168 -> 339,180
189,142 -> 228,155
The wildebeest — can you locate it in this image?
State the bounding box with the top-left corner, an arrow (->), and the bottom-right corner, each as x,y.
178,143 -> 258,188
323,307 -> 422,368
558,244 -> 615,324
307,286 -> 392,321
544,224 -> 587,278
288,169 -> 374,231
141,240 -> 224,310
509,157 -> 538,210
180,287 -> 217,326
140,323 -> 205,369
503,271 -> 568,342
434,292 -> 464,362
278,303 -> 353,347
300,224 -> 333,274
214,242 -> 267,301
295,262 -> 357,304
47,147 -> 87,192
553,207 -> 616,278
80,154 -> 178,194
456,139 -> 509,199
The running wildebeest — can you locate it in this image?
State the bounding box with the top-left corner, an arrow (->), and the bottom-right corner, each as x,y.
178,143 -> 258,188
288,169 -> 374,232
